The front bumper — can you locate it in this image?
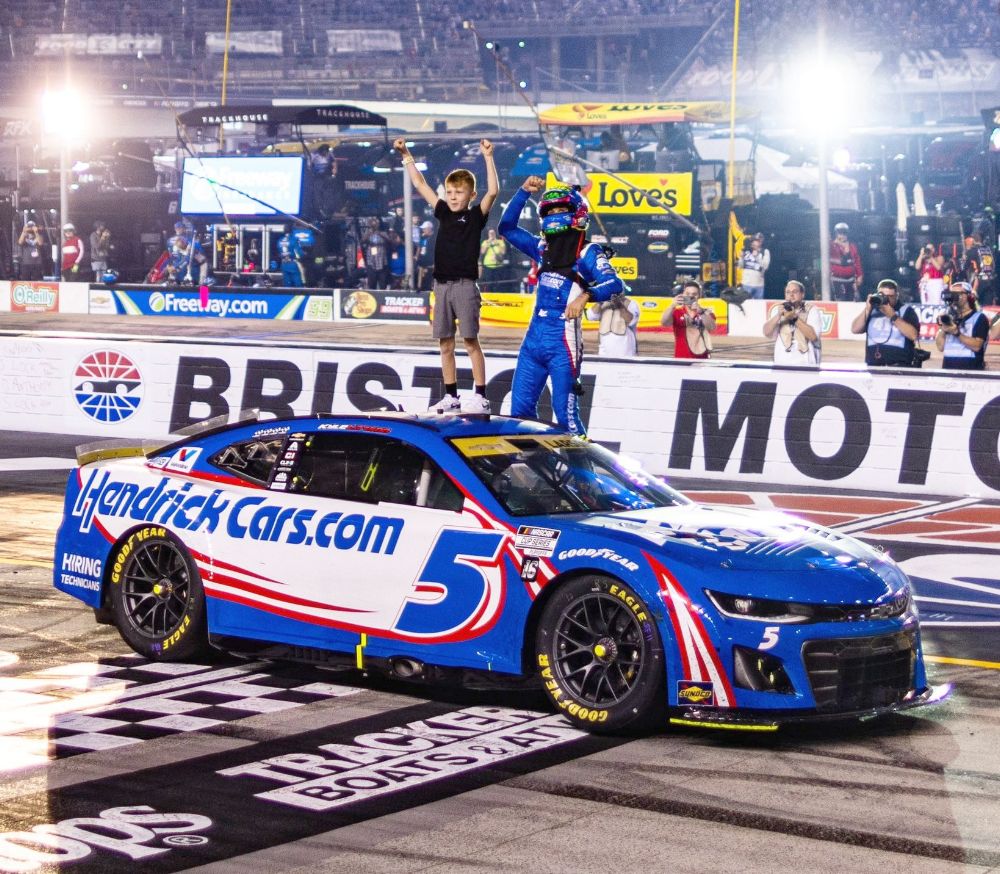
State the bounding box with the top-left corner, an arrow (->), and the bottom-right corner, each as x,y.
668,682 -> 952,732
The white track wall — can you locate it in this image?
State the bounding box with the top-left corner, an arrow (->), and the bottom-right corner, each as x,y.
2,333 -> 999,499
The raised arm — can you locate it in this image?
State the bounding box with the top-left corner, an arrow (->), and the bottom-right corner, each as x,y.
479,139 -> 499,216
499,180 -> 543,262
394,138 -> 439,208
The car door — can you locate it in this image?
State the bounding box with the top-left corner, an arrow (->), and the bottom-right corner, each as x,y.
205,429 -> 507,652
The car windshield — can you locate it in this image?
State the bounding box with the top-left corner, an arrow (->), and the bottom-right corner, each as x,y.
451,434 -> 687,516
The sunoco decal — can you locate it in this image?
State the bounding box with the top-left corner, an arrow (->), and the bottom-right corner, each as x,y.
677,681 -> 715,706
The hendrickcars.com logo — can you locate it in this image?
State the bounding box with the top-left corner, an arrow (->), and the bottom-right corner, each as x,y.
73,350 -> 143,423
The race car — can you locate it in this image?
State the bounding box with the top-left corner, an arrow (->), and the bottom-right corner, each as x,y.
53,412 -> 949,733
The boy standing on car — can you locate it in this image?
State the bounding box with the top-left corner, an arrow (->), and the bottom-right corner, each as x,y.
499,176 -> 628,436
395,138 -> 498,413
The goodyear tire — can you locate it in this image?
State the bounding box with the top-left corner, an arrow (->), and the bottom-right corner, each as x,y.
536,575 -> 665,734
108,526 -> 209,662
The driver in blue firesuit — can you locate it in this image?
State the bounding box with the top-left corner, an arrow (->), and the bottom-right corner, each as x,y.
276,223 -> 305,287
499,176 -> 628,436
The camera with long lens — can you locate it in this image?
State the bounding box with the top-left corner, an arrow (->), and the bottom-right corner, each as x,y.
868,293 -> 885,308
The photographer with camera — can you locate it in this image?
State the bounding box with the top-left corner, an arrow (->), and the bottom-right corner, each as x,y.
661,279 -> 716,359
16,220 -> 46,280
738,232 -> 770,300
915,243 -> 946,305
588,292 -> 640,357
762,280 -> 822,365
934,281 -> 988,370
850,278 -> 921,367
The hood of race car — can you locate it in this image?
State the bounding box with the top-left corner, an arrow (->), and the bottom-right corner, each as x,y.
573,503 -> 907,604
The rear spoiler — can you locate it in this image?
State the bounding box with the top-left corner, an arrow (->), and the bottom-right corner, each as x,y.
75,439 -> 167,467
75,409 -> 263,466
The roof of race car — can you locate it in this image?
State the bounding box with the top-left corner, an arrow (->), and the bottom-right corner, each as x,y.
264,413 -> 556,435
213,412 -> 566,443
113,413 -> 571,469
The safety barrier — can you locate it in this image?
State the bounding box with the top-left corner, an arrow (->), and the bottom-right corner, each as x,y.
2,330 -> 998,499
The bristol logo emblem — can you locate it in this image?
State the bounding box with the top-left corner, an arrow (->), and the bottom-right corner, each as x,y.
73,350 -> 144,423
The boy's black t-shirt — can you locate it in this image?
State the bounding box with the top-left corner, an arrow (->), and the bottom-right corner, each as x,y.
433,200 -> 489,281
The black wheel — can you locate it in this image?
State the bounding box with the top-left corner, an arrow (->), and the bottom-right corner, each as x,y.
536,575 -> 665,734
108,527 -> 209,661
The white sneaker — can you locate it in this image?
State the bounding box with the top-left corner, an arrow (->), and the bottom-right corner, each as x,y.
460,395 -> 491,414
429,393 -> 461,413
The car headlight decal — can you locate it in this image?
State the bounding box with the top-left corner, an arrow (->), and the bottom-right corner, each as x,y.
707,590 -> 815,624
706,588 -> 912,624
733,646 -> 795,694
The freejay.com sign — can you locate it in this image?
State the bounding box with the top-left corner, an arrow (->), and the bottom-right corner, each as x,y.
3,336 -> 1000,498
95,288 -> 309,320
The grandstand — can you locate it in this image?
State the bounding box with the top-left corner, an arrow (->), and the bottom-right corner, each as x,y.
1,0 -> 997,113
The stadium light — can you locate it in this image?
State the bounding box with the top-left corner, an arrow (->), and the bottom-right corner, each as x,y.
783,54 -> 862,301
42,88 -> 88,279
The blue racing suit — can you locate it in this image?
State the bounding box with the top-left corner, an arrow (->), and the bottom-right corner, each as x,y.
499,187 -> 627,435
277,233 -> 305,287
165,240 -> 193,282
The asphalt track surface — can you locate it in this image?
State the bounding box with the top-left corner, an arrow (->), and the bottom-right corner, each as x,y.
1,314 -> 999,873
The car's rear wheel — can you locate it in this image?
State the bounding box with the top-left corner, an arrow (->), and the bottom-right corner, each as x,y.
109,527 -> 209,661
536,575 -> 665,734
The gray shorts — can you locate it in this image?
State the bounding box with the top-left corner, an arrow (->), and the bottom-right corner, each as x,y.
433,278 -> 481,339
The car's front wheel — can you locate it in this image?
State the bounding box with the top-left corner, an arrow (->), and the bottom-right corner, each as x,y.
108,527 -> 209,661
536,575 -> 665,734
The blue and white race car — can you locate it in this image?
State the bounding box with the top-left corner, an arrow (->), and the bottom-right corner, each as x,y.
53,413 -> 948,733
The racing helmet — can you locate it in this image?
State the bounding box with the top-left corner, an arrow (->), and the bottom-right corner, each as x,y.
538,186 -> 589,236
101,268 -> 119,285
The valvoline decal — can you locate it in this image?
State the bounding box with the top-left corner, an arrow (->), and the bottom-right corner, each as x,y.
70,469 -> 403,556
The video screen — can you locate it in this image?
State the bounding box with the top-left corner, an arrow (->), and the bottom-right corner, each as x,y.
180,156 -> 304,216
